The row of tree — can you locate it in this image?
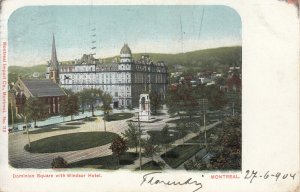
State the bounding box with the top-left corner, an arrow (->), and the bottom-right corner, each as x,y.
11,88 -> 113,128
166,83 -> 241,118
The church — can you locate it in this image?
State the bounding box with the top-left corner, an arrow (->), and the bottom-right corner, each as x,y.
46,35 -> 168,108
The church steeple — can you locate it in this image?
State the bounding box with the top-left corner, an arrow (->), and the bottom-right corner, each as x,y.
51,34 -> 59,69
47,34 -> 60,84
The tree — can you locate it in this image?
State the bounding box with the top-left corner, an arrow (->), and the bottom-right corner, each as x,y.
166,84 -> 198,120
149,91 -> 161,115
143,138 -> 161,161
160,125 -> 172,157
109,136 -> 128,166
23,97 -> 49,128
177,122 -> 187,142
60,94 -> 79,120
122,122 -> 140,154
183,115 -> 241,170
101,92 -> 112,122
77,88 -> 103,116
51,156 -> 68,168
204,85 -> 228,110
8,103 -> 17,125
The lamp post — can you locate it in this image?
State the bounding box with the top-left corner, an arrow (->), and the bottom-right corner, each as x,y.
198,99 -> 208,149
10,94 -> 14,130
21,114 -> 31,149
138,113 -> 142,171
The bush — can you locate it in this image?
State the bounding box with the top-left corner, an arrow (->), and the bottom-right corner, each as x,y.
51,156 -> 68,168
165,150 -> 179,158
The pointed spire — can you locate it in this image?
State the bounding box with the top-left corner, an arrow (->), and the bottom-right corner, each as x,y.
51,34 -> 59,69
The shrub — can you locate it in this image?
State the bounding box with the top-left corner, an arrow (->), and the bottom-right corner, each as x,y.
51,156 -> 68,168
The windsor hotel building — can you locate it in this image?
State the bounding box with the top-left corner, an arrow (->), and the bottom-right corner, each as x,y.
46,36 -> 168,108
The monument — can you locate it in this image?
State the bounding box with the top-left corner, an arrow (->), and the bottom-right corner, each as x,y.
139,94 -> 151,121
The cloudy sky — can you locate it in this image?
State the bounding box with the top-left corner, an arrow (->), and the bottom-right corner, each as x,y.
8,5 -> 241,66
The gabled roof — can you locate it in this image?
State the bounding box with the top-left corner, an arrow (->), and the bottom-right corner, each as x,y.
21,79 -> 66,97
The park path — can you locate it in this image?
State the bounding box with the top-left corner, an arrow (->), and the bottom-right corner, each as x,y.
120,121 -> 220,170
8,108 -> 173,169
9,117 -> 130,168
9,108 -> 219,169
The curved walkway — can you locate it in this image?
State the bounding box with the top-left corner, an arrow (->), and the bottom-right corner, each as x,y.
9,116 -> 130,168
9,109 -> 220,170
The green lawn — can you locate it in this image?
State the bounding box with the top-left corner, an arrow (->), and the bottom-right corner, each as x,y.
24,132 -> 119,153
65,122 -> 85,125
104,113 -> 134,121
161,145 -> 203,168
83,117 -> 97,122
151,112 -> 166,116
166,117 -> 202,124
68,152 -> 138,169
24,126 -> 80,135
186,125 -> 222,143
147,128 -> 188,145
136,161 -> 162,170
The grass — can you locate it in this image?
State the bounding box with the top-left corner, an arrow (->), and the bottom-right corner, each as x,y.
68,152 -> 138,169
24,132 -> 119,153
166,117 -> 202,125
186,125 -> 222,144
83,117 -> 97,122
136,161 -> 162,170
147,128 -> 188,145
24,126 -> 80,134
161,145 -> 203,168
105,113 -> 134,121
151,112 -> 166,116
65,122 -> 85,125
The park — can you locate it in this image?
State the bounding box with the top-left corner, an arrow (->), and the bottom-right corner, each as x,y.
9,85 -> 241,171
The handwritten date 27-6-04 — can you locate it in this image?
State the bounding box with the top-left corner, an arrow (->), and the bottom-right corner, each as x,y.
244,170 -> 297,183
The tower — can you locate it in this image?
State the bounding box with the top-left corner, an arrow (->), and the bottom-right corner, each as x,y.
118,44 -> 132,107
46,34 -> 60,84
120,43 -> 132,64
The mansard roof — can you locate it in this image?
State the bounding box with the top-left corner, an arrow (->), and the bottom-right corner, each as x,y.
20,79 -> 66,97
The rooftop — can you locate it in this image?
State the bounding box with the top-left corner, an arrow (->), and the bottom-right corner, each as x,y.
21,79 -> 66,97
120,43 -> 132,55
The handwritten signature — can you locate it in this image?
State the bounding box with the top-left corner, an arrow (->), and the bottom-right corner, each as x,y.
140,172 -> 203,192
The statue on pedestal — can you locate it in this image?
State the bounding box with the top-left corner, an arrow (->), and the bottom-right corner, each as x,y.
139,94 -> 151,121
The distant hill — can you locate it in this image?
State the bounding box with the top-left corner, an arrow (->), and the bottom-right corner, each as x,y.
8,64 -> 47,83
8,64 -> 46,74
8,46 -> 241,82
131,46 -> 242,73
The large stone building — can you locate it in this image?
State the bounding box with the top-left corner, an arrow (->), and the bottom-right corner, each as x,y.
46,35 -> 168,108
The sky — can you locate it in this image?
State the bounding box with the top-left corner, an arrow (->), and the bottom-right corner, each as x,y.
8,5 -> 241,66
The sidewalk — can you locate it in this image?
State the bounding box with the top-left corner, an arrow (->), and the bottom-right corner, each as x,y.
120,121 -> 221,170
